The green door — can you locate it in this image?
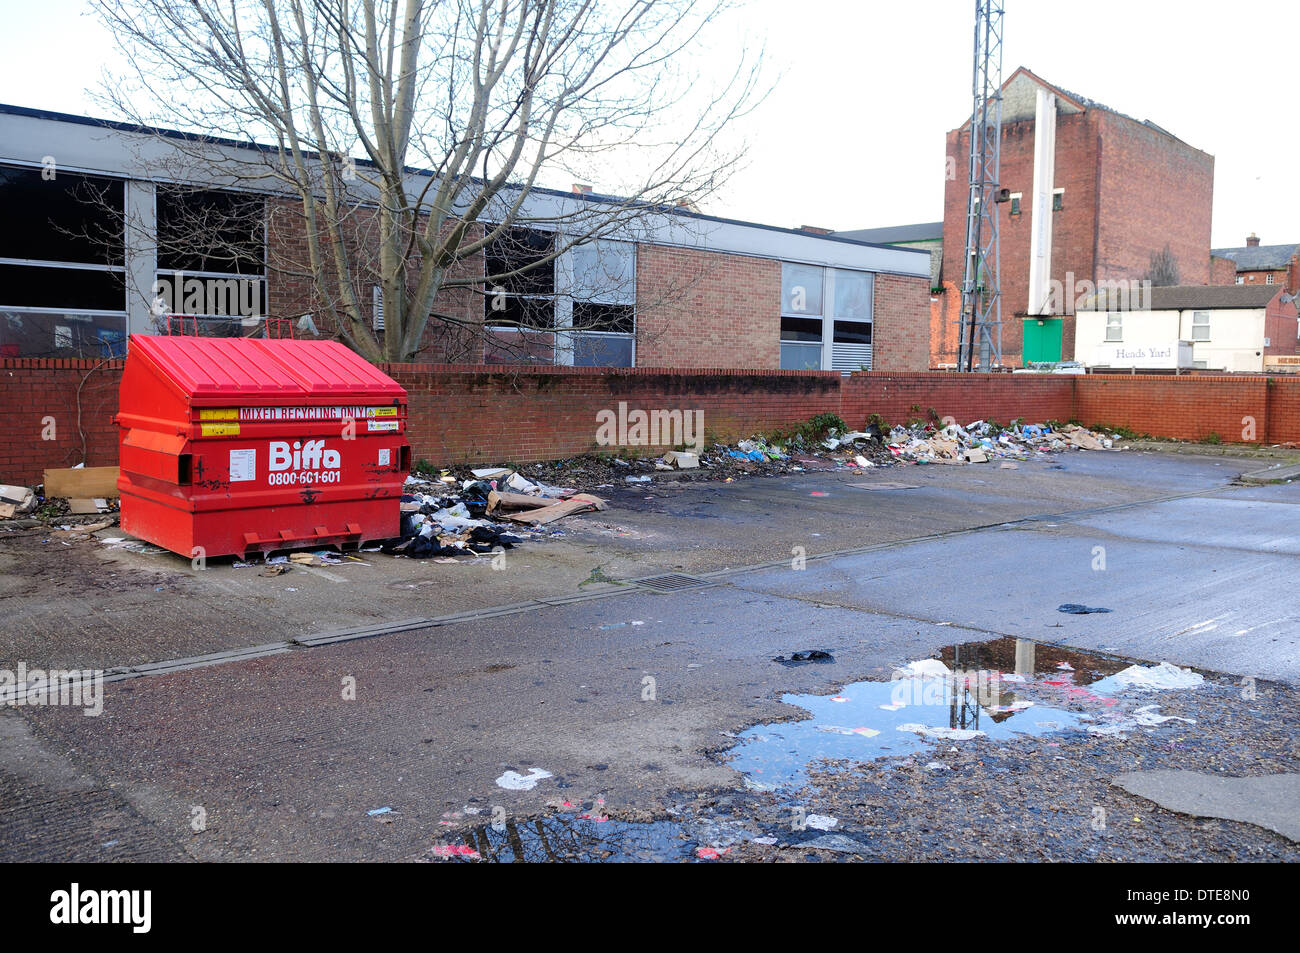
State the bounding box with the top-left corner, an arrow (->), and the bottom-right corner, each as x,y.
1022,318 -> 1063,363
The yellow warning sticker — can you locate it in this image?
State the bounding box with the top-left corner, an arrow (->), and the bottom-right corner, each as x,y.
199,408 -> 239,420
371,407 -> 398,417
200,422 -> 241,437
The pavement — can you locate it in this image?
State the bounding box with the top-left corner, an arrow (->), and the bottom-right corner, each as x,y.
1,447 -> 1297,861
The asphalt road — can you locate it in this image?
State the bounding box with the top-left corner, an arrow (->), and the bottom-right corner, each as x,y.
1,448 -> 1297,861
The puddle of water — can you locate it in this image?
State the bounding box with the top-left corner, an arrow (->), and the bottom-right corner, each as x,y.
439,813 -> 694,862
434,810 -> 766,862
727,637 -> 1186,791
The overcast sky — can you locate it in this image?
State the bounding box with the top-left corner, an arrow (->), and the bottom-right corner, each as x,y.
3,0 -> 1295,248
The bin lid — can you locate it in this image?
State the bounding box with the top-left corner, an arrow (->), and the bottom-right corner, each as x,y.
128,335 -> 406,405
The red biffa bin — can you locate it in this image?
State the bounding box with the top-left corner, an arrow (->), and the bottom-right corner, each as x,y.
116,335 -> 411,558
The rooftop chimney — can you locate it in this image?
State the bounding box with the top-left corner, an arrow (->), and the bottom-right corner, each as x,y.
571,183 -> 593,195
1247,232 -> 1260,247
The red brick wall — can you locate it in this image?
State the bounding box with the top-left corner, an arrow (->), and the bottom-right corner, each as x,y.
1264,296 -> 1300,358
9,358 -> 1300,486
634,245 -> 781,368
1211,255 -> 1237,285
840,372 -> 1075,430
381,364 -> 842,464
872,274 -> 930,371
1096,111 -> 1213,288
1,358 -> 123,484
1074,375 -> 1275,442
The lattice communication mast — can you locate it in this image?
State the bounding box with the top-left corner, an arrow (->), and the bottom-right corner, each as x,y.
958,0 -> 1005,372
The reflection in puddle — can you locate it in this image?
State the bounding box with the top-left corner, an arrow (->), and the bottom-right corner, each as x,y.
727,637 -> 1197,791
441,813 -> 697,862
434,810 -> 767,863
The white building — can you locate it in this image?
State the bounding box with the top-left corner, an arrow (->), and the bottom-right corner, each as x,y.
1076,285 -> 1297,373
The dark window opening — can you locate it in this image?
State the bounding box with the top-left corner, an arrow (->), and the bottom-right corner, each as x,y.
485,227 -> 555,296
833,320 -> 873,345
0,263 -> 123,310
572,302 -> 634,335
157,187 -> 266,273
780,316 -> 823,342
1052,191 -> 1064,212
484,294 -> 555,331
0,164 -> 124,265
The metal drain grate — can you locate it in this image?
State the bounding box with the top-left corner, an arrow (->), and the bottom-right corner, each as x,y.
636,573 -> 711,592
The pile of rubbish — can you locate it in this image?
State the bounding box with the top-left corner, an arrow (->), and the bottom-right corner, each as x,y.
419,437 -> 892,493
392,467 -> 607,559
884,420 -> 1118,466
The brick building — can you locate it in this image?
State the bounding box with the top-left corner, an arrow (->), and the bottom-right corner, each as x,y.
934,67 -> 1215,368
0,103 -> 931,372
1211,234 -> 1299,294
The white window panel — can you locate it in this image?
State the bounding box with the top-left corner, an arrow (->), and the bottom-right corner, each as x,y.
1191,311 -> 1210,341
831,269 -> 873,320
782,263 -> 824,316
1105,313 -> 1122,342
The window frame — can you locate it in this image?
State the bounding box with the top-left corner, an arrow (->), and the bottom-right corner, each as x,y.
1104,312 -> 1123,342
1191,310 -> 1211,342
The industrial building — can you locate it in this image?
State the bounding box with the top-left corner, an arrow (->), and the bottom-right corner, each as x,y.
0,103 -> 930,372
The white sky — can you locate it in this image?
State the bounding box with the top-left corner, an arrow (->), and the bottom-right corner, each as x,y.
3,0 -> 1296,248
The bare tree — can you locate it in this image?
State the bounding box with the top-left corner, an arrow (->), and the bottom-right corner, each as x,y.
91,0 -> 762,362
1146,244 -> 1181,287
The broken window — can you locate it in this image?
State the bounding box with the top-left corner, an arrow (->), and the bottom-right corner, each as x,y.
153,187 -> 267,333
0,163 -> 127,357
484,228 -> 557,363
0,164 -> 124,265
156,187 -> 265,273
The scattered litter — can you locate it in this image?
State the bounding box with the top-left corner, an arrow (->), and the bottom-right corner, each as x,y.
431,844 -> 481,859
897,723 -> 985,741
496,768 -> 553,791
695,846 -> 730,859
1094,661 -> 1204,693
367,807 -> 392,816
772,650 -> 834,666
0,484 -> 37,518
662,450 -> 699,469
804,814 -> 839,831
884,420 -> 1115,466
1058,603 -> 1113,614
